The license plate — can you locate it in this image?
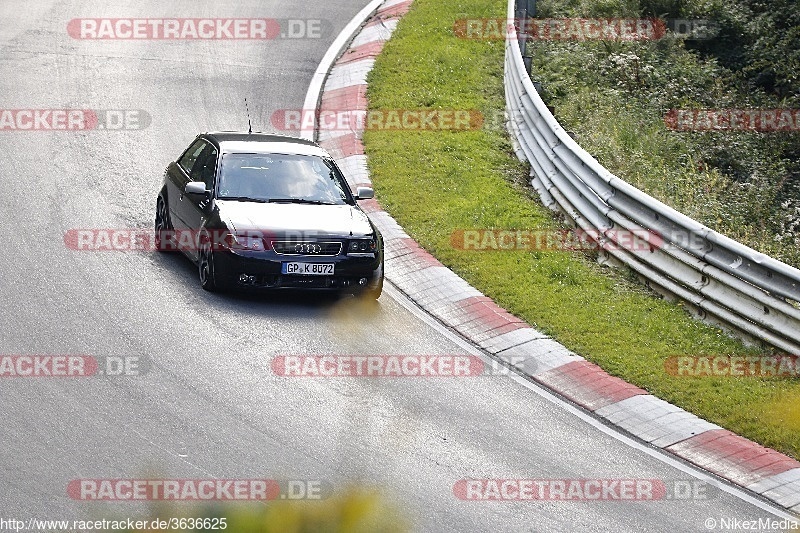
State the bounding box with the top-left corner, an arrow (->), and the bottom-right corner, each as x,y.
281,262 -> 334,276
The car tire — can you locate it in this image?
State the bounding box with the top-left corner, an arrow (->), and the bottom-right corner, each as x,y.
154,195 -> 174,252
198,244 -> 220,292
365,260 -> 384,300
363,277 -> 383,300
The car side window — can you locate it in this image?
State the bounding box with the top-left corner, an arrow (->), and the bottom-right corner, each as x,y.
178,140 -> 207,175
190,145 -> 218,191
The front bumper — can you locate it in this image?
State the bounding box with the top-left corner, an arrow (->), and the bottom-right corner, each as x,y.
212,249 -> 383,292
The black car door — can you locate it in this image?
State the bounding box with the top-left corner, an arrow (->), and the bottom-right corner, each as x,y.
181,143 -> 218,261
167,138 -> 206,231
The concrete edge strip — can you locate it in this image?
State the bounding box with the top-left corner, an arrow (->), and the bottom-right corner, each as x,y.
305,0 -> 800,515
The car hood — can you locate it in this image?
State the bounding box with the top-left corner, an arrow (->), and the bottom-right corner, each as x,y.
216,200 -> 375,238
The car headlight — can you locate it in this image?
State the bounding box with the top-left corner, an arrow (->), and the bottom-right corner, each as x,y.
224,233 -> 266,251
348,239 -> 377,253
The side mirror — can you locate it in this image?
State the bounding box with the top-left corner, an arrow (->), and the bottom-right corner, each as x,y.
185,181 -> 209,196
355,186 -> 374,200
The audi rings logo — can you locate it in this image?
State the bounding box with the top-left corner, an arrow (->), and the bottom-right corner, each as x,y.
295,243 -> 322,254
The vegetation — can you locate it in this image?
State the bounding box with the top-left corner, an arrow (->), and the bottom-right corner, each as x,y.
531,0 -> 800,265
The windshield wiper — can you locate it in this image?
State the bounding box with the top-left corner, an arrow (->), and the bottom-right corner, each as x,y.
219,196 -> 270,203
267,198 -> 338,205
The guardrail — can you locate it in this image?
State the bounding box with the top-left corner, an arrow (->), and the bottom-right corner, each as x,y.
504,0 -> 800,352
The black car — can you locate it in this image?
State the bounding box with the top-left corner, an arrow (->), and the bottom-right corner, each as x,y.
155,132 -> 383,299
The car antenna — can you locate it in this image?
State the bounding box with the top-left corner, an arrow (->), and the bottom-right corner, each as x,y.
245,98 -> 252,134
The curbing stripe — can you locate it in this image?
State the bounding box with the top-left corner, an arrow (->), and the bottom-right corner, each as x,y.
337,41 -> 386,65
355,198 -> 382,213
375,0 -> 415,17
367,213 -> 409,240
473,326 -> 547,354
748,469 -> 800,508
319,84 -> 368,110
380,0 -> 414,8
747,468 -> 800,493
595,395 -> 721,448
350,18 -> 399,48
502,338 -> 585,375
323,59 -> 375,92
319,133 -> 364,159
378,0 -> 414,10
333,155 -> 371,187
666,430 -> 800,487
534,360 -> 647,411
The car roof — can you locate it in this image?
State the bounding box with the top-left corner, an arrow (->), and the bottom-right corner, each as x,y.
202,131 -> 330,157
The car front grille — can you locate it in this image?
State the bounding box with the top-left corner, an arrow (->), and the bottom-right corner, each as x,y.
271,241 -> 342,256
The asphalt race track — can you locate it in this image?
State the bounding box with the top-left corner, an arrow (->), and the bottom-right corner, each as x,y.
0,1 -> 793,531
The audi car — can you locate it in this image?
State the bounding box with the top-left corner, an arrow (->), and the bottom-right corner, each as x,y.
155,132 -> 383,299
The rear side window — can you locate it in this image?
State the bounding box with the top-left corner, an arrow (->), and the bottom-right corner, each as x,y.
178,140 -> 207,174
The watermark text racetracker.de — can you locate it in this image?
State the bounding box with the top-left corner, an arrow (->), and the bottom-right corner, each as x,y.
64,228 -> 279,252
450,228 -> 663,252
665,355 -> 800,378
453,18 -> 719,41
272,355 -> 531,377
68,18 -> 331,40
0,109 -> 150,131
68,478 -> 331,501
665,108 -> 800,132
271,108 -> 484,132
454,478 -> 718,501
0,355 -> 148,377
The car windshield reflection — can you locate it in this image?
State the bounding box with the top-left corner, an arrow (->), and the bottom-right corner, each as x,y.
217,153 -> 350,205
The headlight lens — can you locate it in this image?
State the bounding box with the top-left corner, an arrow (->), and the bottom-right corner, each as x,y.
348,239 -> 377,253
224,233 -> 266,251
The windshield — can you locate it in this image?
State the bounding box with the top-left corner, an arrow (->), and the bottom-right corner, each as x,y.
217,153 -> 351,205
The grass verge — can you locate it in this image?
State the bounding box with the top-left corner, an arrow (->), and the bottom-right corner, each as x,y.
362,0 -> 800,458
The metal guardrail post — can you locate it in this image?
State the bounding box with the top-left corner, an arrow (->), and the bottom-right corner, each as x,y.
515,0 -> 536,74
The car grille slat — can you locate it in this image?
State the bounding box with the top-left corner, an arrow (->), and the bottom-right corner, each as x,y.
271,241 -> 342,256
